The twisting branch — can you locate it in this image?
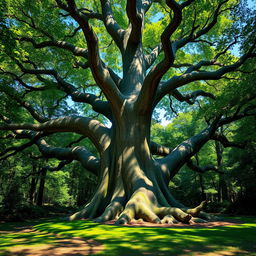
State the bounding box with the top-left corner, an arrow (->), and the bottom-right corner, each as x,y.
36,138 -> 100,175
211,133 -> 245,148
0,132 -> 45,161
186,159 -> 222,174
56,0 -> 123,112
19,37 -> 88,58
0,115 -> 111,152
11,60 -> 112,119
217,104 -> 256,127
126,0 -> 144,44
156,39 -> 256,102
1,84 -> 48,123
144,43 -> 162,69
175,0 -> 229,50
100,0 -> 125,51
150,141 -> 173,156
0,115 -> 100,174
137,0 -> 182,114
0,70 -> 48,92
170,89 -> 216,105
159,100 -> 256,179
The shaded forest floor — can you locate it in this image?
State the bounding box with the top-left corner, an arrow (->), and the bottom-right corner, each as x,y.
0,216 -> 256,256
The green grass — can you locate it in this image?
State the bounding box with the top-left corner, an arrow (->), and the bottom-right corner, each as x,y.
0,217 -> 256,255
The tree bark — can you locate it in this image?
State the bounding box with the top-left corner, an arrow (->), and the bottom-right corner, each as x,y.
69,108 -> 208,224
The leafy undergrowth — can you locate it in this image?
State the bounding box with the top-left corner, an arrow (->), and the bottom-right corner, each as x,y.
0,217 -> 256,255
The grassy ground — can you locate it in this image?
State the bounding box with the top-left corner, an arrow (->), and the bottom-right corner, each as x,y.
0,217 -> 256,255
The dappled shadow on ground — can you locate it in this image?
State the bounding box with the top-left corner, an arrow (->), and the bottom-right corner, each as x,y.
33,217 -> 256,256
0,222 -> 103,256
1,217 -> 256,256
4,238 -> 102,256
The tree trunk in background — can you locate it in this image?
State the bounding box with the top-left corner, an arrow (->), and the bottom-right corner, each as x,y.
29,164 -> 38,205
199,174 -> 206,201
36,167 -> 47,206
215,139 -> 228,202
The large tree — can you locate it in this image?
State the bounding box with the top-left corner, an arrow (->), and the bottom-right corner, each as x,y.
0,0 -> 255,224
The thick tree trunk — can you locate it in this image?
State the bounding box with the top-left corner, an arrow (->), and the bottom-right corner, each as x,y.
70,112 -> 208,224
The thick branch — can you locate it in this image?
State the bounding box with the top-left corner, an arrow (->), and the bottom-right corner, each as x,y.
126,0 -> 144,44
136,0 -> 182,114
159,119 -> 220,179
58,0 -> 123,111
36,138 -> 100,175
0,115 -> 100,175
19,37 -> 88,58
0,116 -> 110,152
0,132 -> 44,161
100,0 -> 125,51
150,141 -> 172,156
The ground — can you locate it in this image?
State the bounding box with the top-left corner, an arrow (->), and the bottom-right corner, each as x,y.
0,217 -> 256,256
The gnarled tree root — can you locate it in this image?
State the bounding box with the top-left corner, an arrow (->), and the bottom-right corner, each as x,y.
69,190 -> 209,225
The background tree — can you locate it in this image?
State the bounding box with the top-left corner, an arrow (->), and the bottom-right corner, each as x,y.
0,0 -> 255,224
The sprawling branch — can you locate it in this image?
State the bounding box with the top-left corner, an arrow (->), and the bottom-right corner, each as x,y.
56,0 -> 123,111
159,101 -> 256,180
156,43 -> 256,102
1,84 -> 48,123
100,0 -> 125,51
36,139 -> 100,175
150,141 -> 172,156
19,37 -> 88,58
137,0 -> 182,114
159,119 -> 220,179
211,132 -> 245,148
126,0 -> 144,44
175,0 -> 229,50
216,104 -> 256,128
9,61 -> 112,119
170,89 -> 215,104
0,132 -> 99,175
0,114 -> 100,174
0,116 -> 110,152
0,132 -> 45,161
186,159 -> 222,174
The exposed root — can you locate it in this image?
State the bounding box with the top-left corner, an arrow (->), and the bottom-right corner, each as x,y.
69,193 -> 104,220
69,187 -> 211,225
156,206 -> 192,223
69,204 -> 91,221
161,215 -> 178,224
94,201 -> 123,223
198,211 -> 221,221
185,200 -> 208,217
190,217 -> 208,224
113,189 -> 198,225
